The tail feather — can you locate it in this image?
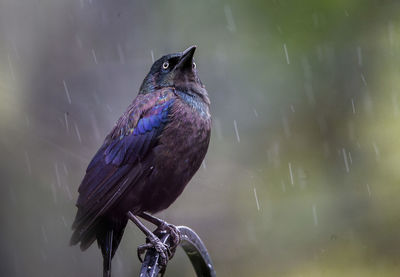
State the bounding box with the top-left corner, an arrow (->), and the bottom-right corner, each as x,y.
71,214 -> 127,277
101,229 -> 113,277
96,219 -> 128,277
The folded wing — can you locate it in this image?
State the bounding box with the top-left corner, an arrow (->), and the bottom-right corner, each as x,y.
70,89 -> 175,249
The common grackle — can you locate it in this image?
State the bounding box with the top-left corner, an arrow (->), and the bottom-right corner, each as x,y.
70,46 -> 211,276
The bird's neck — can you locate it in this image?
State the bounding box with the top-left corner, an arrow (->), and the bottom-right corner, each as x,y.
175,89 -> 210,119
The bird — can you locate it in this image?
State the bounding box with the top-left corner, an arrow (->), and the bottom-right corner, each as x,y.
70,45 -> 211,277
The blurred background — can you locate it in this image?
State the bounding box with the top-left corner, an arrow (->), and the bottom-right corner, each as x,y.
1,0 -> 400,276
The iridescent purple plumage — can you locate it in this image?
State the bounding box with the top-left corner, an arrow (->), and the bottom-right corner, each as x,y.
70,46 -> 211,276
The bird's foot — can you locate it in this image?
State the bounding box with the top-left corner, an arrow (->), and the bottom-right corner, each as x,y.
155,223 -> 181,259
137,236 -> 171,266
156,222 -> 182,248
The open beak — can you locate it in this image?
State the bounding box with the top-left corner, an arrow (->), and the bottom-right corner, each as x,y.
176,45 -> 196,71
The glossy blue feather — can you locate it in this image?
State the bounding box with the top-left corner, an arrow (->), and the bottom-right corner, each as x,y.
103,99 -> 174,166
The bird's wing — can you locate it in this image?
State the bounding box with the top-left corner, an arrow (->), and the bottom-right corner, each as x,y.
71,89 -> 176,244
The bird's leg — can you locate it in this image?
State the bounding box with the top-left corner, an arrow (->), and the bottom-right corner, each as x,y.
126,211 -> 171,266
139,212 -> 181,245
138,212 -> 181,259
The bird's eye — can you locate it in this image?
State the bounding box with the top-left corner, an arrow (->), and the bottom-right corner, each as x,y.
193,62 -> 196,69
162,61 -> 169,70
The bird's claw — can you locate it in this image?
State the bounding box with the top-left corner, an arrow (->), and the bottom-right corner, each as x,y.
167,224 -> 182,247
136,238 -> 171,266
154,223 -> 181,259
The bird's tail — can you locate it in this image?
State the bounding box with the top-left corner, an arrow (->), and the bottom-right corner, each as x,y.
101,229 -> 113,277
96,219 -> 127,277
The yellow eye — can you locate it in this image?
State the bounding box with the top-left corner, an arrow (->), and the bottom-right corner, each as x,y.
162,61 -> 169,69
193,62 -> 196,69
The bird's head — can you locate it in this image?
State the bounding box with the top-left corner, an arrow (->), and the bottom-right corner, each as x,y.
139,46 -> 206,98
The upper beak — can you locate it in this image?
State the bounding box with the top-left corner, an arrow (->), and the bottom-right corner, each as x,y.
176,45 -> 196,71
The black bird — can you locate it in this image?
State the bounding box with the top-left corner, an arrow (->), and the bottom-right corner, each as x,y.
70,46 -> 211,277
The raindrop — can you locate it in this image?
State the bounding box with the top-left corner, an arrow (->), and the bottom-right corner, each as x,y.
312,204 -> 318,226
267,142 -> 281,168
253,187 -> 260,211
372,142 -> 380,161
281,180 -> 286,192
61,216 -> 68,228
62,162 -> 69,176
74,122 -> 82,143
75,34 -> 83,49
366,184 -> 371,198
41,225 -> 49,244
298,167 -> 307,189
63,80 -> 72,104
50,182 -> 58,203
150,50 -> 155,63
360,73 -> 367,87
288,162 -> 294,185
342,148 -> 350,172
64,184 -> 73,200
64,112 -> 69,133
54,162 -> 62,187
344,9 -> 349,16
11,39 -> 20,60
348,151 -> 353,165
24,151 -> 32,176
233,120 -> 240,142
7,53 -> 15,80
290,105 -> 295,113
301,56 -> 312,79
351,98 -> 356,114
253,108 -> 258,117
92,48 -> 98,64
117,43 -> 125,64
202,159 -> 207,170
364,94 -> 373,114
92,91 -> 100,105
283,43 -> 290,64
224,4 -> 236,33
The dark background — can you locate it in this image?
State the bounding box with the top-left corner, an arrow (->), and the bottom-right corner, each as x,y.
1,0 -> 400,276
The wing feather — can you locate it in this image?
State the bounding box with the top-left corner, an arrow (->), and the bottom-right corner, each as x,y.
71,89 -> 176,246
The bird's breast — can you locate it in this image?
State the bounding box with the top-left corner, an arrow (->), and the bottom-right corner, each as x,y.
132,97 -> 211,213
155,98 -> 210,181
166,99 -> 210,156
